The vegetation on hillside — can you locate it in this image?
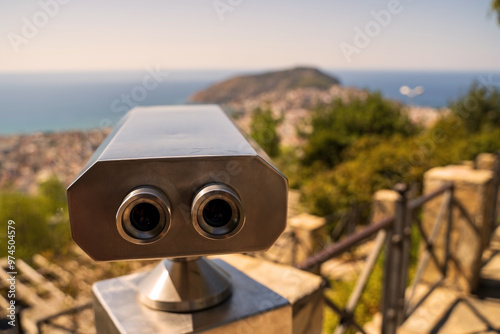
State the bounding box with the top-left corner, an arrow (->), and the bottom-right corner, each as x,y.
249,106 -> 283,158
253,82 -> 500,219
249,80 -> 500,331
0,177 -> 72,259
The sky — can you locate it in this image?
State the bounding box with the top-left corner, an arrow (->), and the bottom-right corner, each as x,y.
0,0 -> 499,73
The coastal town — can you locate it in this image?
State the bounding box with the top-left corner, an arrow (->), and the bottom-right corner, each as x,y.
0,128 -> 111,193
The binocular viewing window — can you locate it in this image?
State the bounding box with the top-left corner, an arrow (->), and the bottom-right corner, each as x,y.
116,183 -> 245,243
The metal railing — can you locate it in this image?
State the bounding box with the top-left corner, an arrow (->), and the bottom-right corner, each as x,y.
297,150 -> 500,334
297,182 -> 457,334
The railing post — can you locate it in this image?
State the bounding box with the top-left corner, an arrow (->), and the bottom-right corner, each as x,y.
291,230 -> 298,266
398,184 -> 412,325
492,151 -> 500,234
443,185 -> 454,276
347,201 -> 358,236
382,183 -> 408,334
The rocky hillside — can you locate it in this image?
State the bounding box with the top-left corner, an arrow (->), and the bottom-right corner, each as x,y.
189,67 -> 340,104
189,66 -> 368,146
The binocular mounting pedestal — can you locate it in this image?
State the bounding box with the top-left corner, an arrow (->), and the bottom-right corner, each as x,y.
93,257 -> 291,333
138,257 -> 232,312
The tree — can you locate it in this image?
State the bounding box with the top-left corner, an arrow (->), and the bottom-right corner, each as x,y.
250,106 -> 282,158
493,0 -> 500,24
301,134 -> 422,217
302,92 -> 415,168
450,82 -> 500,133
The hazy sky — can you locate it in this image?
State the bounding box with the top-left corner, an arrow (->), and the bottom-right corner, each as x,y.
1,0 -> 499,72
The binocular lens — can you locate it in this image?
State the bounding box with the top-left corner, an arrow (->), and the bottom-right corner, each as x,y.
116,187 -> 171,244
130,203 -> 161,232
202,199 -> 233,228
192,184 -> 245,239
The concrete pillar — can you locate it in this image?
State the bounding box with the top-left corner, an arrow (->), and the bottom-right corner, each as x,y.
475,153 -> 497,170
371,189 -> 398,223
476,153 -> 500,231
258,213 -> 328,267
421,165 -> 494,292
288,213 -> 328,265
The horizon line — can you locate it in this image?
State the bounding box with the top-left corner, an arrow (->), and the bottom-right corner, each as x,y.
2,67 -> 500,75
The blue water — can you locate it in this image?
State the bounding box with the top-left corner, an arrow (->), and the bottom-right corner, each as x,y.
0,69 -> 499,135
0,70 -> 234,135
331,70 -> 500,108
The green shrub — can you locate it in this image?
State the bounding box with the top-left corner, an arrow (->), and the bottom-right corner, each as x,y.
250,106 -> 282,158
301,134 -> 422,217
450,82 -> 500,134
0,177 -> 72,259
303,92 -> 416,168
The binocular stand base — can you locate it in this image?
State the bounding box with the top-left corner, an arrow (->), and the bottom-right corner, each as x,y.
93,258 -> 291,334
138,257 -> 232,312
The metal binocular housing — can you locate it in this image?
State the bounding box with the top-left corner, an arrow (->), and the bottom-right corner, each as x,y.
67,105 -> 288,261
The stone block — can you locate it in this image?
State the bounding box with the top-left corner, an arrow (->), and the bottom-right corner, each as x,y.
217,254 -> 325,334
476,153 -> 497,171
421,165 -> 494,292
288,213 -> 328,265
371,189 -> 398,223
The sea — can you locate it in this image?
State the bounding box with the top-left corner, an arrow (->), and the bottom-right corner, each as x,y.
0,69 -> 499,135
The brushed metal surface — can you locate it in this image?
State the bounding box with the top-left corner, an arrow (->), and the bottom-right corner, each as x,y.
76,105 -> 256,180
67,105 -> 288,261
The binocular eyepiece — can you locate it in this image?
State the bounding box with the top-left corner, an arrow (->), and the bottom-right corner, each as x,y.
116,184 -> 245,244
191,184 -> 245,239
116,187 -> 171,244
